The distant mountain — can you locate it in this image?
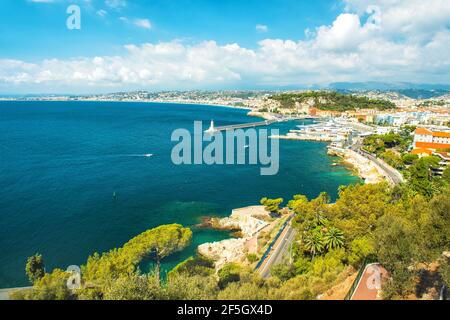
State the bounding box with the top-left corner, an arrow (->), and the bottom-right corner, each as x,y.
328,82 -> 450,99
329,82 -> 450,90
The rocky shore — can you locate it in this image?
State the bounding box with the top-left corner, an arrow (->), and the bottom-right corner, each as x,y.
198,206 -> 271,270
328,147 -> 385,184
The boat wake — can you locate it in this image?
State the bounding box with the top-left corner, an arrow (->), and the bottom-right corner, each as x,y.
125,154 -> 154,158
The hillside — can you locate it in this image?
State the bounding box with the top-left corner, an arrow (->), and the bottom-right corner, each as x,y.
269,91 -> 396,112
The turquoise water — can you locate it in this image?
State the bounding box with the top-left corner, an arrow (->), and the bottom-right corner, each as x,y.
0,101 -> 360,287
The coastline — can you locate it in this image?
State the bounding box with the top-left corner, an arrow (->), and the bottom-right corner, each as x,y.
0,98 -> 254,111
0,100 -> 363,288
328,147 -> 385,184
196,206 -> 279,271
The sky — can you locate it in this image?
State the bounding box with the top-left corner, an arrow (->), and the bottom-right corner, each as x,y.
0,0 -> 449,93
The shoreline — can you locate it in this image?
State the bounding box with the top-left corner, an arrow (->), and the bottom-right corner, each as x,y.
0,101 -> 363,289
0,98 -> 254,111
328,147 -> 385,184
196,206 -> 275,271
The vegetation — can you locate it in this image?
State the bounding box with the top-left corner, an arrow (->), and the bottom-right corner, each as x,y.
260,197 -> 283,214
25,254 -> 45,284
12,129 -> 450,301
362,126 -> 415,157
269,91 -> 396,112
13,181 -> 449,300
218,263 -> 242,289
362,126 -> 449,198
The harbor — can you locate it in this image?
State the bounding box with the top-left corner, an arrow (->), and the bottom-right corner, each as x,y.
270,118 -> 370,149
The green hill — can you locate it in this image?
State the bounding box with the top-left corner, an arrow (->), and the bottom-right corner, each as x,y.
270,91 -> 396,112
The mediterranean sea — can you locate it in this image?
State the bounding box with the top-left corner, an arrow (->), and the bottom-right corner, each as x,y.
0,101 -> 360,287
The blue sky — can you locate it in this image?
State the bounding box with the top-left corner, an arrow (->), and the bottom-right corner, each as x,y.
0,0 -> 340,60
0,0 -> 449,93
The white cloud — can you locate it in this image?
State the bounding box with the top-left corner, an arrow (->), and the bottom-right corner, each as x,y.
256,24 -> 268,33
96,9 -> 108,17
105,0 -> 126,9
119,17 -> 152,30
133,19 -> 152,30
2,0 -> 450,91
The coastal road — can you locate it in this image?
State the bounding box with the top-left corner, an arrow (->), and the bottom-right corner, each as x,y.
258,219 -> 297,279
358,149 -> 404,185
351,144 -> 404,186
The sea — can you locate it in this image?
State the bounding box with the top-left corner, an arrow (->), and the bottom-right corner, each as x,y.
0,101 -> 360,288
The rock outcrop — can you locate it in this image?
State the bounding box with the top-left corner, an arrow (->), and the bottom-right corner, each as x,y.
198,206 -> 270,269
328,148 -> 385,184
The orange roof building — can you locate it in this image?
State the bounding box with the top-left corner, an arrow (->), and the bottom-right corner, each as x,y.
411,148 -> 433,156
413,128 -> 450,154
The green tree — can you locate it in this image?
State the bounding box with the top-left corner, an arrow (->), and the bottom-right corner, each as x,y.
348,237 -> 374,266
375,212 -> 417,298
381,150 -> 403,169
12,269 -> 74,300
331,183 -> 391,241
142,224 -> 193,281
323,227 -> 345,250
246,254 -> 259,263
166,273 -> 219,300
442,167 -> 450,184
260,197 -> 283,214
218,263 -> 242,289
83,224 -> 192,288
408,156 -> 440,197
103,273 -> 165,300
402,153 -> 419,166
302,231 -> 324,258
25,254 -> 45,284
270,263 -> 296,281
382,133 -> 402,148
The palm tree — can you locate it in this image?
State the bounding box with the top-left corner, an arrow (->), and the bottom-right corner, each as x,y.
313,214 -> 328,227
303,231 -> 324,259
323,227 -> 345,250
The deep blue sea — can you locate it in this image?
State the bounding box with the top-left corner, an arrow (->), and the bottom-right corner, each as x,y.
0,101 -> 360,288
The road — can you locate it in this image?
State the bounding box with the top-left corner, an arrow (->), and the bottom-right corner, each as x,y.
350,142 -> 404,186
258,219 -> 297,279
356,148 -> 404,185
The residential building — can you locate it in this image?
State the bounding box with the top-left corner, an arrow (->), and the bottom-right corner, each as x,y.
412,128 -> 450,155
